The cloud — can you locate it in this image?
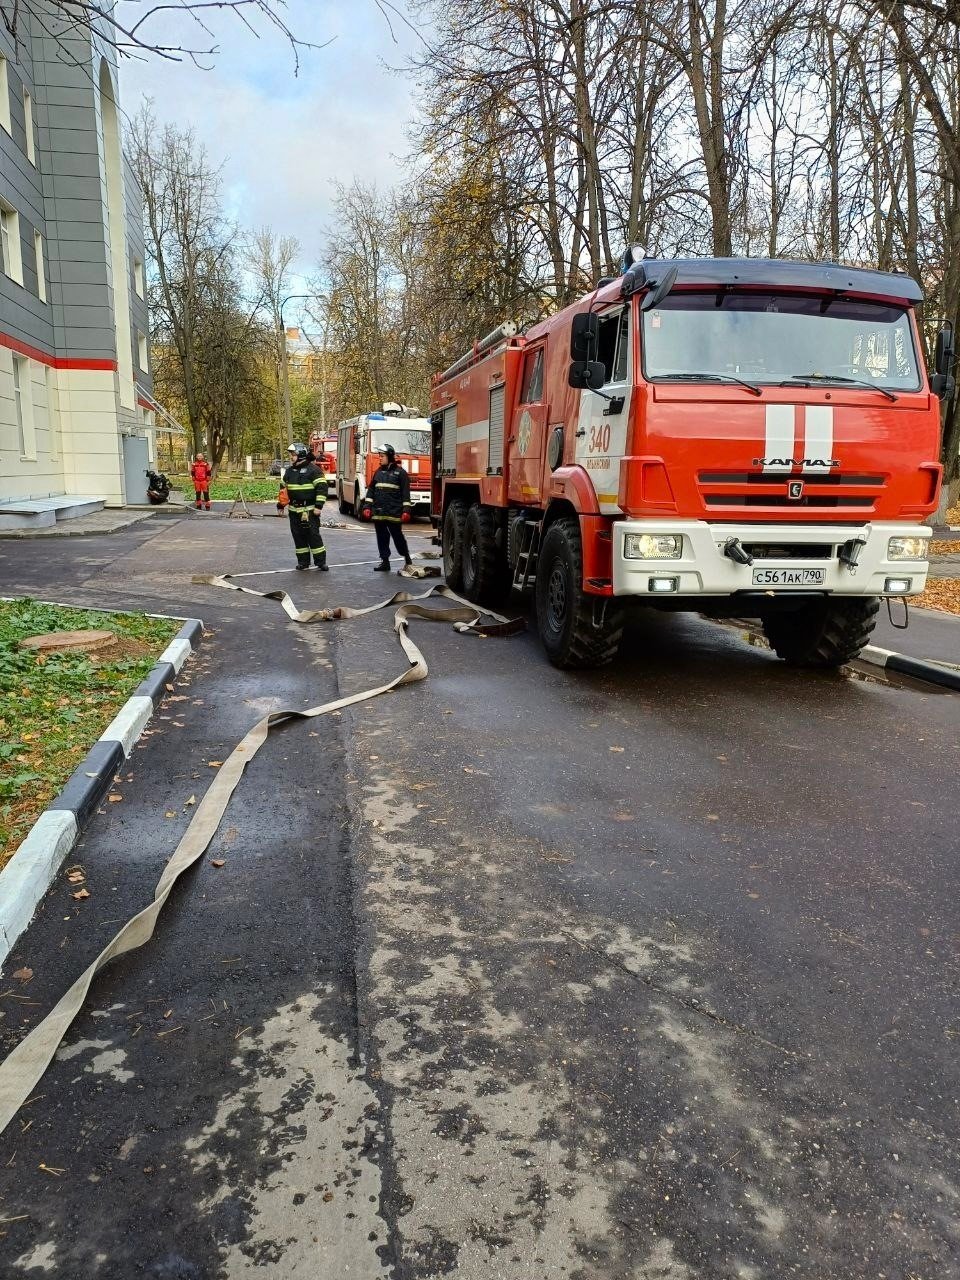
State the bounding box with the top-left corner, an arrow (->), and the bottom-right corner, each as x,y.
118,0 -> 427,280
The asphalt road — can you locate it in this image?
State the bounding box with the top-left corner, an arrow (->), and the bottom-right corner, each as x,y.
0,510 -> 957,1280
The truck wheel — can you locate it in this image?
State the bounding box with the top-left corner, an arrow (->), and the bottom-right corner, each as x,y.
461,505 -> 507,605
760,596 -> 880,668
442,500 -> 468,589
535,517 -> 624,668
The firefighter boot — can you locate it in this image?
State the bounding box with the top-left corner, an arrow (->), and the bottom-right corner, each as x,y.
373,560 -> 390,571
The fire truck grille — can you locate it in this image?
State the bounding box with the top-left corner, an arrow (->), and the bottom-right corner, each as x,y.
698,471 -> 884,511
741,543 -> 833,559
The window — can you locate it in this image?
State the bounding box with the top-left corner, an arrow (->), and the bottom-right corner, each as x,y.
520,347 -> 545,403
133,257 -> 144,298
640,292 -> 921,390
13,356 -> 36,460
22,88 -> 34,163
0,199 -> 23,284
34,229 -> 45,301
137,330 -> 148,370
596,310 -> 629,384
0,57 -> 9,134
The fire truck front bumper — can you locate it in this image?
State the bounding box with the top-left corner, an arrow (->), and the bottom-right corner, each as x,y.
611,520 -> 932,598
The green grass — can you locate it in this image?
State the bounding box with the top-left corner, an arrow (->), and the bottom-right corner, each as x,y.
169,473 -> 286,503
0,600 -> 180,867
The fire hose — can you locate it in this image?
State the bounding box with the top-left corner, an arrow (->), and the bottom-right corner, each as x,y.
0,577 -> 523,1135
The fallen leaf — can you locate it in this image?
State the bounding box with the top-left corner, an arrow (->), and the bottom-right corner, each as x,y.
12,968 -> 33,984
108,794 -> 123,803
163,1009 -> 173,1019
185,795 -> 196,806
322,1191 -> 334,1203
369,754 -> 379,761
164,811 -> 176,819
165,683 -> 175,692
71,889 -> 90,901
207,761 -> 223,768
609,746 -> 625,753
211,859 -> 226,868
705,814 -> 720,821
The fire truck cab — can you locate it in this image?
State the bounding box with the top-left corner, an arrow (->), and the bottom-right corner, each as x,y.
431,256 -> 950,669
336,404 -> 432,519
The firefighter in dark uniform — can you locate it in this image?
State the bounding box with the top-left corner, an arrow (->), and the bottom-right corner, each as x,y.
283,443 -> 328,570
370,443 -> 413,571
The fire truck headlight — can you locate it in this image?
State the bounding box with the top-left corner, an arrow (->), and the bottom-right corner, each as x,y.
624,533 -> 682,560
887,536 -> 927,560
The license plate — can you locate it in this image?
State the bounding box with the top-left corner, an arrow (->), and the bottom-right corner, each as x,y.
752,567 -> 826,587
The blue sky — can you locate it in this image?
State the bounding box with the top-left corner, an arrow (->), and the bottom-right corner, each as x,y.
117,1 -> 428,295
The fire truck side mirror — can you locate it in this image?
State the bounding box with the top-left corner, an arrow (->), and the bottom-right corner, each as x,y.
568,360 -> 606,390
931,322 -> 955,399
640,267 -> 679,312
570,312 -> 599,362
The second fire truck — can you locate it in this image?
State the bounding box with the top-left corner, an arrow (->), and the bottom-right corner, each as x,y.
336,405 -> 432,520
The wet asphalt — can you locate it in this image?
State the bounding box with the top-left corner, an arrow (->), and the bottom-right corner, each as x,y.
0,509 -> 957,1279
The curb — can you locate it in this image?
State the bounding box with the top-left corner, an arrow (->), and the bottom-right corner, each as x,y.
859,645 -> 960,692
0,617 -> 204,968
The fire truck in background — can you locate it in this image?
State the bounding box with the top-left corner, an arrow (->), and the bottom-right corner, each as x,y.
431,254 -> 950,669
336,404 -> 432,519
308,430 -> 338,496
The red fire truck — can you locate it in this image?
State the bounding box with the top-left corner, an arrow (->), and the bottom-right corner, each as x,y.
336,405 -> 432,519
309,430 -> 338,496
431,255 -> 950,668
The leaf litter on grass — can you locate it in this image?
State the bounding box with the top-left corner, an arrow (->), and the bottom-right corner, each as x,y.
0,600 -> 179,869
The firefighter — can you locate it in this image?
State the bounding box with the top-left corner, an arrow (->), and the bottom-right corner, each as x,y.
283,443 -> 328,570
369,443 -> 413,571
190,453 -> 212,510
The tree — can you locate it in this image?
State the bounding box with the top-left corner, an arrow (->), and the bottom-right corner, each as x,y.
1,2 -> 318,67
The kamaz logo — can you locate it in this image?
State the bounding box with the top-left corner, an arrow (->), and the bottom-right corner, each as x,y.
752,458 -> 840,468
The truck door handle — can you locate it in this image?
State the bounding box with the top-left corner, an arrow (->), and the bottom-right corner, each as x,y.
575,428 -> 586,438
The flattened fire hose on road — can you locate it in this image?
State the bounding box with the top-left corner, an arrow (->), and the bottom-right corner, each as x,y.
0,576 -> 524,1136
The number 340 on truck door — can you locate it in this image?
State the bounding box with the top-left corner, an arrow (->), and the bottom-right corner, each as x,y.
589,423 -> 611,452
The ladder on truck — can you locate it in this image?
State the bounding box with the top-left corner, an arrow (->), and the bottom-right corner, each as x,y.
512,519 -> 541,593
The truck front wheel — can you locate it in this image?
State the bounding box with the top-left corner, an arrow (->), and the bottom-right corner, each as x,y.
535,517 -> 624,668
760,596 -> 880,668
442,499 -> 468,589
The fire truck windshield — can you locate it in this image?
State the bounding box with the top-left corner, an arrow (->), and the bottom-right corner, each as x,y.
641,292 -> 921,391
370,428 -> 431,455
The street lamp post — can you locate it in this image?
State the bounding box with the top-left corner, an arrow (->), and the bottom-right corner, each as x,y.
279,294 -> 311,445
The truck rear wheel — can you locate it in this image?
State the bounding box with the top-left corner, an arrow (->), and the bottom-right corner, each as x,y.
442,499 -> 468,589
760,596 -> 880,668
535,517 -> 624,668
461,505 -> 507,605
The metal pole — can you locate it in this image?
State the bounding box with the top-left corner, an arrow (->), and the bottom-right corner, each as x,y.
279,294 -> 312,445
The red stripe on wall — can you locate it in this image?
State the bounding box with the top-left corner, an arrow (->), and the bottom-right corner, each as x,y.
0,330 -> 118,371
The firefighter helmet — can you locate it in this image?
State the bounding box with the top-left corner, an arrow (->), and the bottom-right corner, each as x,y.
287,442 -> 308,460
377,443 -> 396,460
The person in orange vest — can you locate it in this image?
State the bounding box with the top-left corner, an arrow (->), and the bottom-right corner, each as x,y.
190,454 -> 213,510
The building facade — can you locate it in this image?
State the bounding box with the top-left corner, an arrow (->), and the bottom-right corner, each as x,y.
0,5 -> 154,510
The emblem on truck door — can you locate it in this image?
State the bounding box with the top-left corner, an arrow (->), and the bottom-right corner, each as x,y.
788,480 -> 804,499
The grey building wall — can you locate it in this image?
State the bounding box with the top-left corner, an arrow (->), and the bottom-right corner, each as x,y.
1,3 -> 150,390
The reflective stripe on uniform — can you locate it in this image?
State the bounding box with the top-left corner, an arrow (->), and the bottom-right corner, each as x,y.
373,515 -> 403,522
373,482 -> 400,490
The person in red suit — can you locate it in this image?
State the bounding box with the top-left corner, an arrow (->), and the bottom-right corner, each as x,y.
190,454 -> 213,510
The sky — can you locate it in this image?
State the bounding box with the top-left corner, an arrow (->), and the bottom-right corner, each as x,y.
117,0 -> 429,302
